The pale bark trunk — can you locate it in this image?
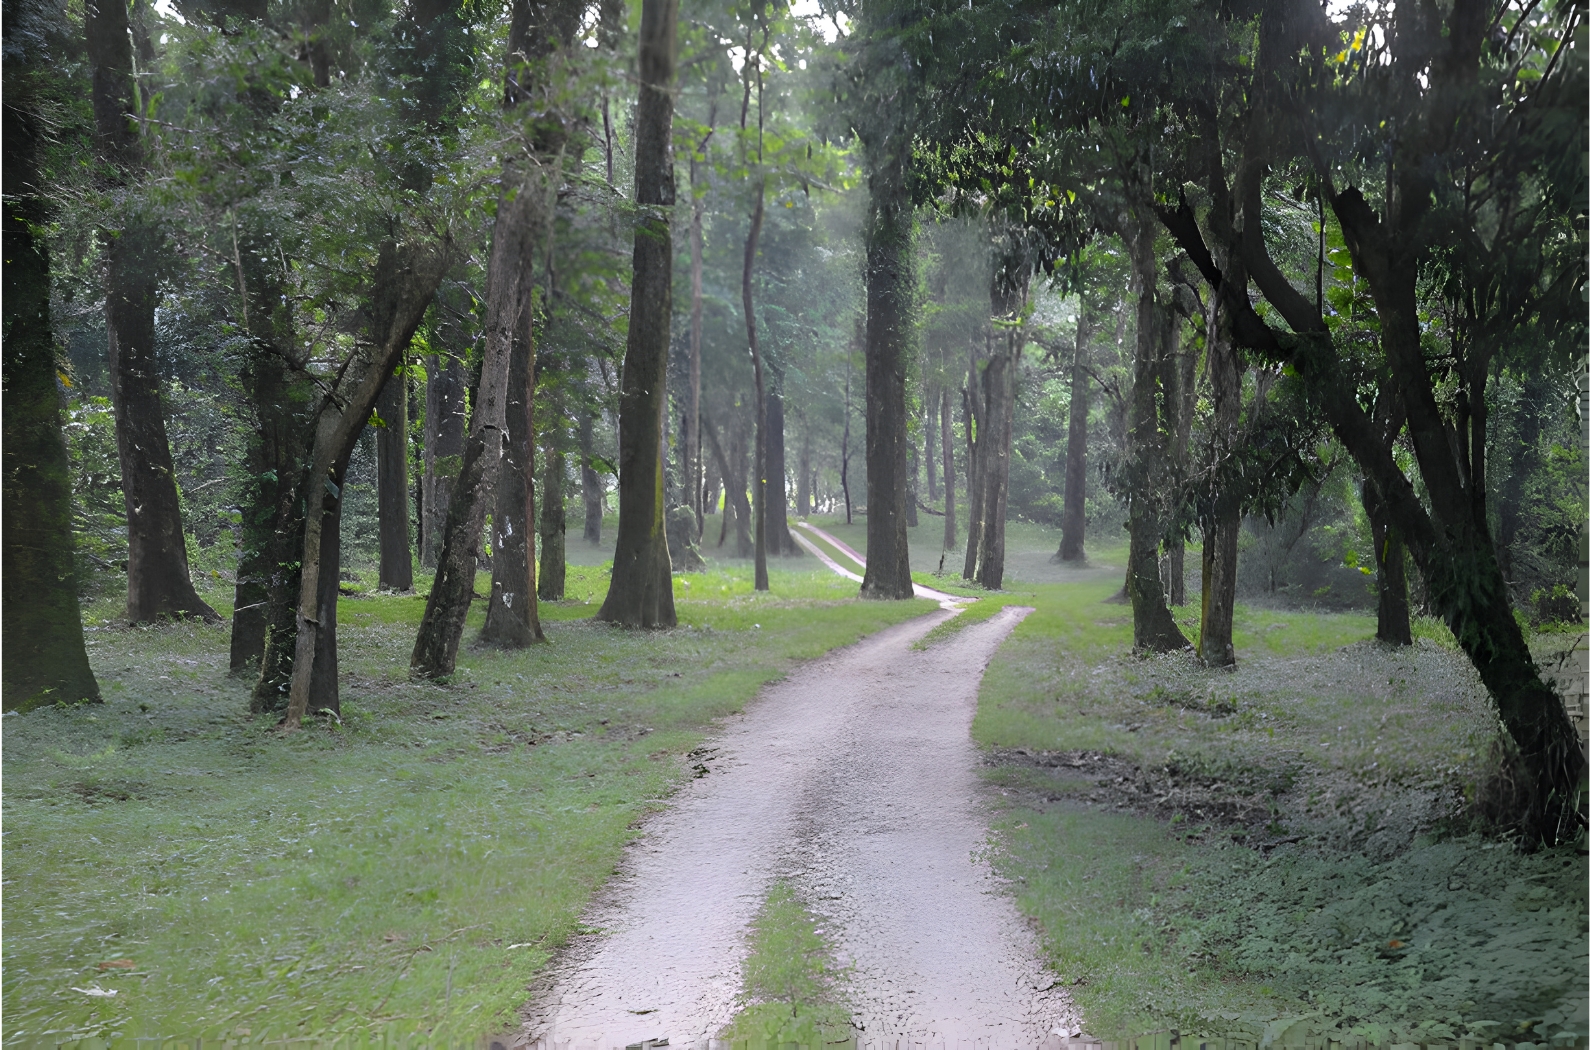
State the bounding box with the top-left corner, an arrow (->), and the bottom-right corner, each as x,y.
480,313 -> 545,646
422,345 -> 466,568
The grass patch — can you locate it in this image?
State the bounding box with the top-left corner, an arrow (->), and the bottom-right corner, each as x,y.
719,883 -> 850,1045
3,562 -> 930,1046
974,573 -> 1588,1041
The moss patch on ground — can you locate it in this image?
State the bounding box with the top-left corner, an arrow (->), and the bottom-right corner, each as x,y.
3,561 -> 932,1046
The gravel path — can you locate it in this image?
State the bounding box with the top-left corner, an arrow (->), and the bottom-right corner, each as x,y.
516,604 -> 1074,1049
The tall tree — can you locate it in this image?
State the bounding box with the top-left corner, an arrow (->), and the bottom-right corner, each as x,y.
3,6 -> 101,710
87,0 -> 217,623
1056,297 -> 1094,563
596,0 -> 679,627
421,322 -> 468,568
376,355 -> 414,591
939,388 -> 956,551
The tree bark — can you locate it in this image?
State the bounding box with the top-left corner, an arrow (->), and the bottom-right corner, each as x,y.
924,387 -> 939,504
975,346 -> 1016,589
705,412 -> 753,557
1364,478 -> 1412,646
283,241 -> 450,723
2,87 -> 101,711
858,146 -> 915,600
376,357 -> 414,590
765,392 -> 797,554
962,358 -> 984,580
1196,281 -> 1242,668
596,0 -> 678,628
578,407 -> 604,544
422,346 -> 467,567
1163,315 -> 1196,605
228,231 -> 312,674
480,308 -> 546,644
1121,222 -> 1190,652
1057,303 -> 1093,562
795,421 -> 811,518
538,416 -> 567,600
940,388 -> 956,552
744,178 -> 771,591
88,0 -> 216,624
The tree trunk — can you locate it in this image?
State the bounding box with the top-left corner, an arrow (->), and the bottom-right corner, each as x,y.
283,241 -> 450,723
480,312 -> 545,645
1364,482 -> 1412,646
1196,285 -> 1242,668
2,91 -> 101,711
709,412 -> 753,557
858,148 -> 915,600
376,359 -> 414,590
841,367 -> 853,525
795,423 -> 811,518
905,441 -> 920,527
538,419 -> 567,600
924,387 -> 939,504
596,0 -> 678,628
962,361 -> 984,580
1057,303 -> 1093,562
578,408 -> 603,544
744,179 -> 771,591
412,160 -> 551,672
765,392 -> 798,554
88,0 -> 216,624
1162,315 -> 1196,606
688,146 -> 707,537
975,346 -> 1016,590
1122,228 -> 1189,652
422,345 -> 467,568
941,388 -> 956,552
229,234 -> 311,674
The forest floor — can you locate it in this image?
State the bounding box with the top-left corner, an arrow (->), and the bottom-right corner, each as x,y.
6,514 -> 1585,1047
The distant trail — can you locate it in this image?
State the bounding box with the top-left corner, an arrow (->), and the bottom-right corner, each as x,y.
517,605 -> 1073,1049
793,521 -> 965,605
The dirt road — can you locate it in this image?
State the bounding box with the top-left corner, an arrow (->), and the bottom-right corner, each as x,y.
519,604 -> 1074,1048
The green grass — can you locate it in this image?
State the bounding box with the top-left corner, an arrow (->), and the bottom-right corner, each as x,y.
3,560 -> 932,1046
972,572 -> 1589,1042
719,883 -> 850,1045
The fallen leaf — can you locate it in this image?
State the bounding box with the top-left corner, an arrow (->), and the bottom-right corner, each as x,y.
97,959 -> 136,970
71,986 -> 118,997
1387,939 -> 1404,949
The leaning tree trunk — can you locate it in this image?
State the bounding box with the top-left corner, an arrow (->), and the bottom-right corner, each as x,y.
376,357 -> 414,591
941,389 -> 956,553
1122,228 -> 1189,652
2,90 -> 101,711
538,416 -> 567,600
596,0 -> 678,628
1197,283 -> 1242,668
1057,304 -> 1093,562
411,161 -> 550,674
707,412 -> 753,557
284,241 -> 450,724
858,150 -> 915,600
480,316 -> 545,646
422,341 -> 468,568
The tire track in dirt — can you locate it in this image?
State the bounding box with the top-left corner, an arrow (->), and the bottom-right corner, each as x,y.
518,604 -> 1074,1048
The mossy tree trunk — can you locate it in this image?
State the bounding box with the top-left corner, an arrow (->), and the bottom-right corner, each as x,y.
2,84 -> 100,711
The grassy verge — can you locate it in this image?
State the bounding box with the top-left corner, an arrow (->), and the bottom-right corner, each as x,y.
3,561 -> 933,1045
974,579 -> 1588,1042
